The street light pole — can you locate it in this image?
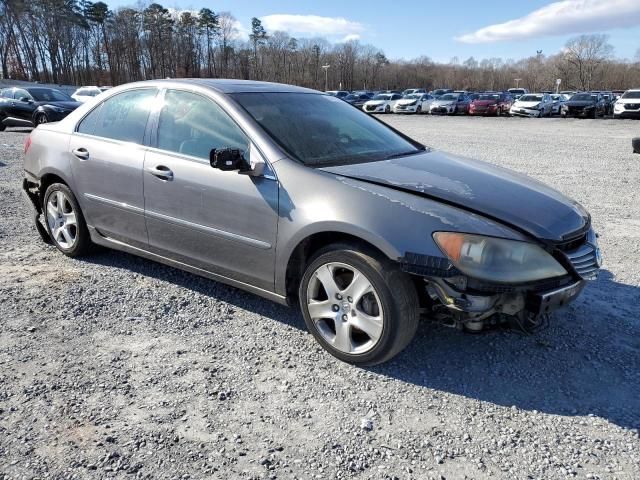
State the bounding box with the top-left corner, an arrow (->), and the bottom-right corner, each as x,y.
514,78 -> 522,88
322,65 -> 330,91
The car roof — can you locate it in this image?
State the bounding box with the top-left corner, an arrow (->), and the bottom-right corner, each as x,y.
118,78 -> 319,94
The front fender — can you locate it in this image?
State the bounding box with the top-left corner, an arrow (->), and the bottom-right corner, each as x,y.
272,159 -> 526,296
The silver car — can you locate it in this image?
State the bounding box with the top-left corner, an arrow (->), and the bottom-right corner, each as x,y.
22,80 -> 601,365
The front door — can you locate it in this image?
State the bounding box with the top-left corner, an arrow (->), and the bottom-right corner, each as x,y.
68,88 -> 158,247
143,89 -> 279,291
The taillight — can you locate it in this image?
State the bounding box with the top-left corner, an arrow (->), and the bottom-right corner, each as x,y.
24,135 -> 32,154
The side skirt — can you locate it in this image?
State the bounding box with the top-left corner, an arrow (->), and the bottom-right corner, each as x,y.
88,226 -> 289,306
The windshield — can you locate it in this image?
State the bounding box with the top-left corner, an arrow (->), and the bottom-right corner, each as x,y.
509,89 -> 525,94
478,94 -> 499,100
372,94 -> 392,100
571,94 -> 593,101
519,95 -> 542,102
232,92 -> 421,167
78,90 -> 99,96
440,94 -> 457,100
27,88 -> 70,101
344,95 -> 357,100
622,91 -> 640,99
404,94 -> 420,99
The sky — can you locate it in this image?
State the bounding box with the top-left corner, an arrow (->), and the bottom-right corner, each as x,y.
106,0 -> 640,62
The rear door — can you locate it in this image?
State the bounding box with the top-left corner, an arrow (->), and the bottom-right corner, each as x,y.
143,89 -> 279,290
68,88 -> 158,248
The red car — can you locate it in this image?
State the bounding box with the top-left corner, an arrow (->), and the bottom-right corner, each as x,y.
469,93 -> 513,116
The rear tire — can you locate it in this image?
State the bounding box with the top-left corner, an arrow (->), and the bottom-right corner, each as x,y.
43,183 -> 92,257
0,115 -> 6,131
633,137 -> 640,154
299,243 -> 419,366
385,105 -> 390,114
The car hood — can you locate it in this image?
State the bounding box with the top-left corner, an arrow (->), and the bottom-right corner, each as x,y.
432,99 -> 455,106
564,100 -> 595,107
38,100 -> 81,109
471,100 -> 498,106
513,101 -> 540,108
320,150 -> 588,242
397,99 -> 418,105
365,100 -> 387,106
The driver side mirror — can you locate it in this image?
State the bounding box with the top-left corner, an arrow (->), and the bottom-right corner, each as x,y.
19,97 -> 32,103
210,148 -> 249,172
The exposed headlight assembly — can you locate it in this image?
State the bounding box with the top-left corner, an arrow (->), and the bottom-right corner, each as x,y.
433,232 -> 567,283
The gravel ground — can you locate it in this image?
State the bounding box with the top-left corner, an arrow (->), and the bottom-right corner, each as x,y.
1,116 -> 639,480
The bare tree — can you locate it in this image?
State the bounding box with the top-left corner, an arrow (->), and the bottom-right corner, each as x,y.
563,34 -> 614,90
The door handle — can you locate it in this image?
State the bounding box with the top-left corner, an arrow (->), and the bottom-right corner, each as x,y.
72,147 -> 90,160
146,165 -> 174,181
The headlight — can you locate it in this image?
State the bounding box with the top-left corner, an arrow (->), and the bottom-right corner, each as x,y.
433,232 -> 567,283
532,103 -> 540,109
48,106 -> 67,113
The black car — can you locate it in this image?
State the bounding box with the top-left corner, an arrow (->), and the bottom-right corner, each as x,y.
0,87 -> 81,130
343,93 -> 372,108
560,93 -> 606,118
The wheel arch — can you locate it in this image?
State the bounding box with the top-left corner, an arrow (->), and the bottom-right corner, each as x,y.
38,170 -> 73,204
280,227 -> 400,302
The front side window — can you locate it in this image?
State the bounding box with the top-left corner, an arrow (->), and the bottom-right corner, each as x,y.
156,89 -> 248,160
14,89 -> 32,101
90,89 -> 158,143
232,92 -> 421,167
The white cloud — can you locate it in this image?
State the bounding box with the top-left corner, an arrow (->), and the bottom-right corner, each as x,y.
456,0 -> 640,43
260,14 -> 364,39
341,34 -> 361,42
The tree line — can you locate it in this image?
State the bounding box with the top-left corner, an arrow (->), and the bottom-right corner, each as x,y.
1,0 -> 639,92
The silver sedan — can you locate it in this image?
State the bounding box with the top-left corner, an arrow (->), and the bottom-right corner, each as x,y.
22,80 -> 600,365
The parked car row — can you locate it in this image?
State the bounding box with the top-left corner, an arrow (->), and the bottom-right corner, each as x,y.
0,85 -> 110,130
327,87 -> 640,120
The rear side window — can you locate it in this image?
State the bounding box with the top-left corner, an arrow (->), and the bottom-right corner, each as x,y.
156,89 -> 248,160
90,89 -> 158,144
0,89 -> 13,99
77,103 -> 104,135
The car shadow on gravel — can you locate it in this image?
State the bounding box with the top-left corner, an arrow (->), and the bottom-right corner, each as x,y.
372,269 -> 640,430
75,249 -> 639,430
77,249 -> 304,330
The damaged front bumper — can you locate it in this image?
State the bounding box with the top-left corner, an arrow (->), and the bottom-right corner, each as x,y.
401,231 -> 600,331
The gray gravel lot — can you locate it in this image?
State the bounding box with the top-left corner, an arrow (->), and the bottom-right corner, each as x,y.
1,116 -> 639,480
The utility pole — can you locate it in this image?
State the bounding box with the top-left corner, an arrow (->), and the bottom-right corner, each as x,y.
514,78 -> 522,88
322,65 -> 330,91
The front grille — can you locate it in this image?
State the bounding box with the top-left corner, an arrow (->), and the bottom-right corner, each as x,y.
564,244 -> 599,280
623,103 -> 640,110
365,105 -> 376,111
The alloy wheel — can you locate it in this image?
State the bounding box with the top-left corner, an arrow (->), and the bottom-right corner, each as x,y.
37,114 -> 48,124
306,262 -> 384,355
46,190 -> 77,249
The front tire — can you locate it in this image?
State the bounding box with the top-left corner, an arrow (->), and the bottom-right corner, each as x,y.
384,105 -> 391,114
633,137 -> 640,154
43,183 -> 92,257
299,244 -> 419,366
34,112 -> 49,125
